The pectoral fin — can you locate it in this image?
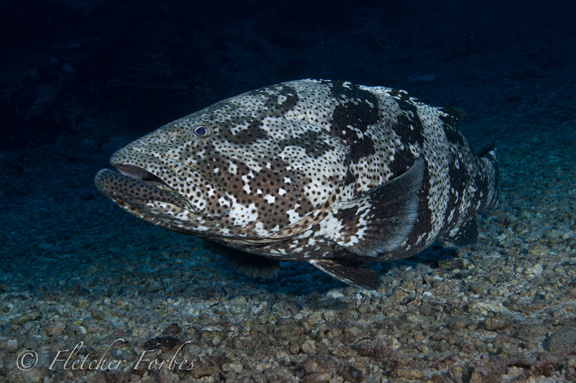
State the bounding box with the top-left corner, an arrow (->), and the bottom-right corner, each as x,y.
334,159 -> 425,257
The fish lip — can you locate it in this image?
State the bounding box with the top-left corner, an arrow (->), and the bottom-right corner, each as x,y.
95,166 -> 191,211
110,163 -> 190,207
115,164 -> 164,183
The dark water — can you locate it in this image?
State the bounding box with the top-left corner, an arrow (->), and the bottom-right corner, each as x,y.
2,0 -> 574,151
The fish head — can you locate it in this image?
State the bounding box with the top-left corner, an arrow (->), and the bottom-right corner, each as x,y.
95,84 -> 350,241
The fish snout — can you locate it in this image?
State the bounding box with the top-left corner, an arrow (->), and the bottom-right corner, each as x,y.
94,168 -> 189,211
95,164 -> 232,219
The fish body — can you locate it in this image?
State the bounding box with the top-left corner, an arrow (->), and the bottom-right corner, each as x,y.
95,79 -> 498,288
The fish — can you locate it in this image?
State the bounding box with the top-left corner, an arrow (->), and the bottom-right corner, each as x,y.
95,79 -> 499,289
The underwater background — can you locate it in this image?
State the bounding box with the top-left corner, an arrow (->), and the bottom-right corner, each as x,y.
1,0 -> 575,381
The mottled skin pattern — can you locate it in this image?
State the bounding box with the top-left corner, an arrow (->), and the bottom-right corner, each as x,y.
95,79 -> 498,289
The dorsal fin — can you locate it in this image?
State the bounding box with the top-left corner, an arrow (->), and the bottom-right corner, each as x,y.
441,107 -> 466,124
333,159 -> 425,257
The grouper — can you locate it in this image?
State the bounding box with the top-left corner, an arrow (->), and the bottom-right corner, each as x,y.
95,79 -> 498,289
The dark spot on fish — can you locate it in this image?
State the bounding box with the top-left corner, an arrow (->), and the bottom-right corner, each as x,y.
392,99 -> 425,147
278,130 -> 333,158
442,121 -> 467,147
254,85 -> 300,116
337,204 -> 360,225
323,83 -> 382,161
275,85 -> 300,112
220,119 -> 269,145
329,84 -> 380,133
329,111 -> 377,161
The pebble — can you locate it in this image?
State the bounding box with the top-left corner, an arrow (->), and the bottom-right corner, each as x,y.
546,326 -> 576,354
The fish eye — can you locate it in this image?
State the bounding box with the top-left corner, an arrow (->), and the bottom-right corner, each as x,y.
193,126 -> 210,138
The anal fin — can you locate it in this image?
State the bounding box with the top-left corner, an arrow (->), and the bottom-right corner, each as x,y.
227,253 -> 280,279
310,259 -> 380,289
206,241 -> 280,279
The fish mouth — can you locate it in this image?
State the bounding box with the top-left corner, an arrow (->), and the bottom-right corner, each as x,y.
94,165 -> 192,212
116,164 -> 165,183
